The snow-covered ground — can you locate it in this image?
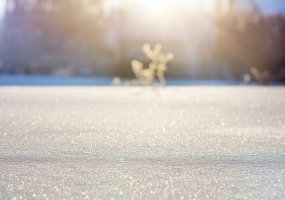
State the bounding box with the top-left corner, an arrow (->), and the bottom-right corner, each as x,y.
0,87 -> 285,199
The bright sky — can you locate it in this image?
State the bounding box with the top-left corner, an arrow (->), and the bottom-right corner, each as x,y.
104,0 -> 215,12
104,0 -> 285,15
0,0 -> 284,20
257,0 -> 285,14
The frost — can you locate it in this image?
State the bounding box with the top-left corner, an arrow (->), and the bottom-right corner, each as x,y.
113,44 -> 174,86
131,44 -> 174,85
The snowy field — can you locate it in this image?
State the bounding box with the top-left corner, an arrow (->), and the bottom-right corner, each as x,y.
0,86 -> 285,199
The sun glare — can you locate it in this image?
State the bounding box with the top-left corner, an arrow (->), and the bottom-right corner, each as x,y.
105,0 -> 216,14
137,0 -> 174,16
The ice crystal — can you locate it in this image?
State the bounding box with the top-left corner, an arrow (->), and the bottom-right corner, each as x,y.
131,44 -> 174,85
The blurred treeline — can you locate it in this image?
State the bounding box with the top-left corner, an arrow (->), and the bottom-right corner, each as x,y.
0,0 -> 115,76
0,0 -> 284,82
216,0 -> 285,82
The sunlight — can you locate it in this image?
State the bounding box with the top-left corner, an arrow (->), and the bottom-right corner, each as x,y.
131,0 -> 216,25
107,0 -> 121,8
104,0 -> 121,15
105,0 -> 216,16
136,0 -> 174,17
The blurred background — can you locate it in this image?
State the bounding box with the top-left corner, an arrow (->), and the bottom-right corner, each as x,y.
0,0 -> 284,84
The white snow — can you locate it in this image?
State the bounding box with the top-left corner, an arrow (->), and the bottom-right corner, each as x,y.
0,87 -> 285,199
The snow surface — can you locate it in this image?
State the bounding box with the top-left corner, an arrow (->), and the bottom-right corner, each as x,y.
0,87 -> 285,199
